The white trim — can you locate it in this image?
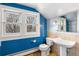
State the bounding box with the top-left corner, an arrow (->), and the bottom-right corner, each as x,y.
0,34 -> 40,41
6,47 -> 39,56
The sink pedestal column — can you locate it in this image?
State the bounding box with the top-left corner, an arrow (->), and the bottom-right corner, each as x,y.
59,46 -> 67,56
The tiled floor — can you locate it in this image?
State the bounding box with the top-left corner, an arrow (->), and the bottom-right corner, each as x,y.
25,50 -> 57,56
49,52 -> 57,56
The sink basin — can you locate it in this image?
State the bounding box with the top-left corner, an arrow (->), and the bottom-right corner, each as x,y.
49,38 -> 76,56
52,38 -> 76,48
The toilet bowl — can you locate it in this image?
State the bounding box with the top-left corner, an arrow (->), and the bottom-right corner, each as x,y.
39,37 -> 53,56
39,44 -> 50,56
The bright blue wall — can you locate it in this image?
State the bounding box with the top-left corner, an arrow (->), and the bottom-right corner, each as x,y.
0,3 -> 47,56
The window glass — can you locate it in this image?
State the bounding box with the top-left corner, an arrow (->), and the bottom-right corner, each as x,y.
26,14 -> 37,32
6,24 -> 20,33
4,10 -> 21,33
27,25 -> 36,32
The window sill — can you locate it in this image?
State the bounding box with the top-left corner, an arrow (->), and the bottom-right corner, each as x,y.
0,33 -> 40,41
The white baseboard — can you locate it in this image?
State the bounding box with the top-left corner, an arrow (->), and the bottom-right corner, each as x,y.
6,47 -> 39,56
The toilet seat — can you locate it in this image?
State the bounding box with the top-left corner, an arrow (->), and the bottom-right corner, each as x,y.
39,44 -> 49,48
39,44 -> 49,51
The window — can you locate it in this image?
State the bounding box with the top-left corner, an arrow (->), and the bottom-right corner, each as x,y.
2,10 -> 22,35
0,5 -> 40,38
25,14 -> 37,33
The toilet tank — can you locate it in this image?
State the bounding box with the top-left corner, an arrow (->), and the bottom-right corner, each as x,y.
46,37 -> 53,46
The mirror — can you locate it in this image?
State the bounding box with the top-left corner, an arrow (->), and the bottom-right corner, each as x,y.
64,12 -> 77,32
52,11 -> 79,33
52,17 -> 66,32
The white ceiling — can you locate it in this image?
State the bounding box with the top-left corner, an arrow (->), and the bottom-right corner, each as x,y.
20,3 -> 79,20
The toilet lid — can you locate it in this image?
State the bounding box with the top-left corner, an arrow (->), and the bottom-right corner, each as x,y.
39,44 -> 49,48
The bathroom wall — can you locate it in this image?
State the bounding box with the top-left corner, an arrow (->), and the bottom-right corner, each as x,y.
47,11 -> 79,56
0,3 -> 47,56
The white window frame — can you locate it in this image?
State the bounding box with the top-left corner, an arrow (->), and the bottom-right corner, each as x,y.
2,8 -> 23,36
0,5 -> 40,40
23,13 -> 40,35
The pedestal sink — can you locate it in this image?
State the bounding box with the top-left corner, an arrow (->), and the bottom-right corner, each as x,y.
51,38 -> 76,56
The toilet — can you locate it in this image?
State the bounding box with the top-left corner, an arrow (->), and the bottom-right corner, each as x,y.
39,37 -> 53,56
